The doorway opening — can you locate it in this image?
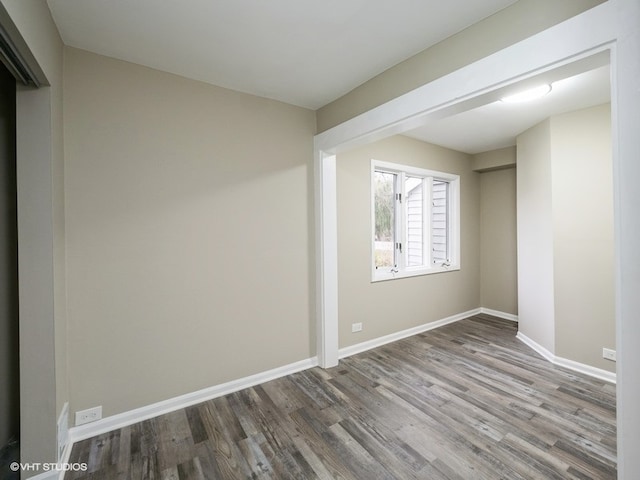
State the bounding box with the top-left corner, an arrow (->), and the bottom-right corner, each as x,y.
0,60 -> 19,479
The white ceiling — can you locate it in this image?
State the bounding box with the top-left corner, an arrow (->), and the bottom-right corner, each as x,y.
404,64 -> 611,154
46,0 -> 519,110
46,1 -> 611,155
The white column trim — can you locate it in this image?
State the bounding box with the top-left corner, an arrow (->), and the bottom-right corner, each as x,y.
314,150 -> 339,367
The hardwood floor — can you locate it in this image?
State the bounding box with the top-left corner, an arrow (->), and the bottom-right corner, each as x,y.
65,315 -> 617,479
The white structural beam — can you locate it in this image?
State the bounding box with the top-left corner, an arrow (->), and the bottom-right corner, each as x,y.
315,1 -> 615,154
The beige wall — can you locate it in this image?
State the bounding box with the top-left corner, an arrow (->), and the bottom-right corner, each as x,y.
316,0 -> 605,131
516,119 -> 555,352
63,48 -> 316,417
479,166 -> 518,315
551,104 -> 614,372
473,146 -> 516,172
336,135 -> 479,348
0,0 -> 66,466
516,104 -> 614,373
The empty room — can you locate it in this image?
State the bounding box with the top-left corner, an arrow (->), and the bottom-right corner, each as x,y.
0,0 -> 638,479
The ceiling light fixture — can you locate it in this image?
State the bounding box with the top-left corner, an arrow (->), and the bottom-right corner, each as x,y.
501,84 -> 552,103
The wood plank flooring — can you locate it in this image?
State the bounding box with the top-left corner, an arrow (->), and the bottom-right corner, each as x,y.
65,315 -> 617,479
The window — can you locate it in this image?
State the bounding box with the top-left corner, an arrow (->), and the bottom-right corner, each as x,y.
372,160 -> 460,281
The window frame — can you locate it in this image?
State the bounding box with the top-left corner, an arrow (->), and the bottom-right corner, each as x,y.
371,159 -> 460,282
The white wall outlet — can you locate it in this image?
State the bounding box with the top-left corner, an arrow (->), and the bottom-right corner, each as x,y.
75,406 -> 102,426
602,348 -> 616,362
352,322 -> 363,333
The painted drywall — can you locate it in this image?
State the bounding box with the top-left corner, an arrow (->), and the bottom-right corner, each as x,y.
473,146 -> 516,172
63,48 -> 316,418
516,119 -> 555,352
479,166 -> 518,315
551,104 -> 614,373
316,0 -> 605,132
0,0 -> 67,467
336,135 -> 479,347
0,64 -> 17,448
516,104 -> 615,373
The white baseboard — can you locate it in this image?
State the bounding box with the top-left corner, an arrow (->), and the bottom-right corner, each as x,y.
67,308 -> 487,445
516,332 -> 616,384
68,356 -> 318,444
338,308 -> 482,359
71,307 -> 598,460
553,355 -> 617,384
479,307 -> 518,322
516,331 -> 555,362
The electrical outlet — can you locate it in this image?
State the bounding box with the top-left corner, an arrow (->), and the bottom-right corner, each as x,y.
75,406 -> 102,426
352,322 -> 363,333
602,348 -> 616,362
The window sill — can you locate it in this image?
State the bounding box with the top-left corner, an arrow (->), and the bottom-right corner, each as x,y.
372,264 -> 460,283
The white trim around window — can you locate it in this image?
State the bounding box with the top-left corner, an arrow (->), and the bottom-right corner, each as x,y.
371,160 -> 460,282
